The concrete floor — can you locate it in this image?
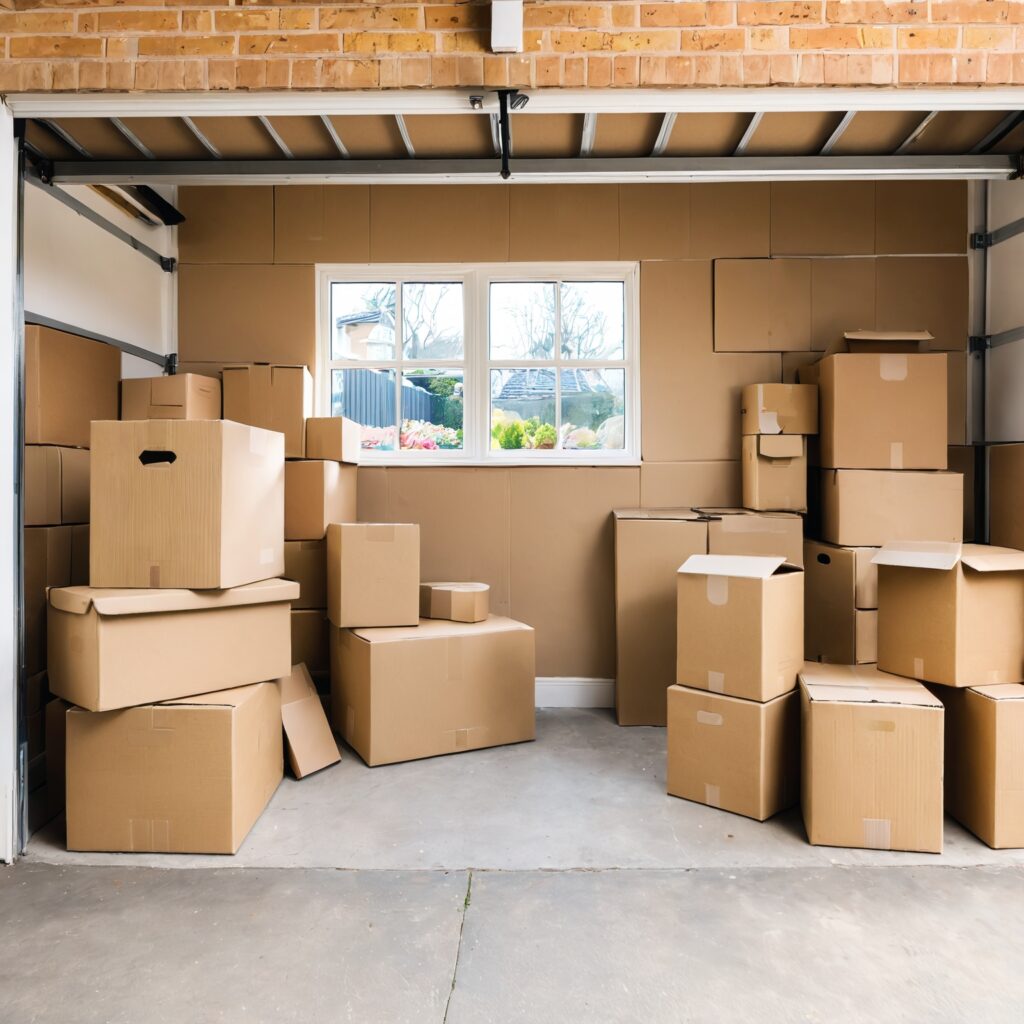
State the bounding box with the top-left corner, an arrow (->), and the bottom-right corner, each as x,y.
5,709 -> 1024,1022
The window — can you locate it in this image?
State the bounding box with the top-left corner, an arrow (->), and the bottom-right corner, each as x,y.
318,263 -> 639,464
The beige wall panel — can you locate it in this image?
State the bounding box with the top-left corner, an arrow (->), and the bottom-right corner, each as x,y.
904,111 -> 1007,156
875,181 -> 968,255
513,114 -> 583,158
947,351 -> 968,447
354,466 -> 390,522
828,111 -> 923,156
121,117 -> 208,159
640,461 -> 740,509
191,116 -> 281,159
178,186 -> 274,265
326,115 -> 406,158
781,351 -> 820,383
771,182 -> 876,256
266,116 -> 339,159
810,258 -> 877,351
274,186 -> 370,264
52,118 -> 139,160
592,113 -> 662,157
509,185 -> 619,261
404,114 -> 494,158
745,112 -> 844,156
619,184 -> 690,261
690,183 -> 770,258
664,113 -> 749,157
875,256 -> 969,351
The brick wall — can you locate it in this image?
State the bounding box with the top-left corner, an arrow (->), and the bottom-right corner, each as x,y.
0,2 -> 1021,92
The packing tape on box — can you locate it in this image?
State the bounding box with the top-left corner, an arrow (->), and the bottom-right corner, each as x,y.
868,720 -> 896,733
707,671 -> 725,694
759,410 -> 781,434
455,728 -> 469,750
149,564 -> 161,588
878,354 -> 908,382
913,657 -> 924,678
862,818 -> 892,851
704,784 -> 721,809
890,442 -> 904,470
696,710 -> 724,727
706,576 -> 729,606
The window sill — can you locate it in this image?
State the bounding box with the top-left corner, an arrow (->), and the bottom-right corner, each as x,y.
355,454 -> 642,469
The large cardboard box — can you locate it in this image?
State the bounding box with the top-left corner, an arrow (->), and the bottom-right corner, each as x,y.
666,684 -> 799,821
25,324 -> 120,448
291,608 -> 329,675
741,435 -> 807,512
326,523 -> 419,628
938,683 -> 1024,849
48,578 -> 298,712
283,538 -> 326,609
90,419 -> 285,590
277,663 -> 341,779
121,373 -> 222,421
701,508 -> 804,568
331,616 -> 536,766
677,554 -> 803,703
419,582 -> 490,624
820,470 -> 963,547
740,383 -> 818,435
613,509 -> 708,727
24,526 -> 73,675
285,460 -> 357,541
875,543 -> 1024,688
66,681 -> 283,854
305,416 -> 361,464
24,446 -> 89,526
223,363 -> 312,459
799,663 -> 944,854
804,539 -> 879,665
713,258 -> 812,352
990,443 -> 1024,551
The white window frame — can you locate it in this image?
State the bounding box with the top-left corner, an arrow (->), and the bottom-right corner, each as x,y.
316,261 -> 640,467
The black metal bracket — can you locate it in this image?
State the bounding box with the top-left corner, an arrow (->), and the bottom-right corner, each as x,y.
497,90 -> 512,180
971,214 -> 1024,250
160,255 -> 177,273
164,352 -> 179,375
969,335 -> 990,352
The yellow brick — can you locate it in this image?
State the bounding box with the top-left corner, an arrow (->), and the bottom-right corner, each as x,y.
640,3 -> 708,27
610,30 -> 681,50
964,25 -> 1014,48
0,12 -> 75,33
897,27 -> 960,49
241,33 -> 341,55
10,36 -> 104,58
139,35 -> 236,57
96,12 -> 180,33
549,29 -> 612,50
214,11 -> 279,33
321,6 -> 424,30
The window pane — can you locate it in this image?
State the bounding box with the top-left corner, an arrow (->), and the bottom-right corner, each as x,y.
331,282 -> 396,360
331,367 -> 397,451
400,369 -> 464,451
489,282 -> 556,360
402,283 -> 464,360
560,281 -> 625,360
561,368 -> 625,450
490,368 -> 557,451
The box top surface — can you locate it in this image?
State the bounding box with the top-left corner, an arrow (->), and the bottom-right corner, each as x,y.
844,330 -> 934,344
697,508 -> 802,522
67,681 -> 266,713
350,614 -> 532,644
420,582 -> 490,594
679,553 -> 793,579
613,508 -> 702,522
873,542 -> 1024,574
800,663 -> 943,708
971,682 -> 1024,702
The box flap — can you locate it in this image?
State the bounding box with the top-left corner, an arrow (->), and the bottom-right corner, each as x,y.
420,582 -> 490,595
799,663 -> 943,708
276,663 -> 341,779
971,682 -> 1024,701
277,662 -> 317,706
351,614 -> 532,643
758,435 -> 804,459
872,542 -> 961,571
613,508 -> 702,522
959,544 -> 1024,574
679,553 -> 787,579
162,683 -> 267,710
843,329 -> 934,353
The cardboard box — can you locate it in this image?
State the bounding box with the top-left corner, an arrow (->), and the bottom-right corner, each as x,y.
121,373 -> 222,421
666,684 -> 799,821
283,539 -> 326,609
66,681 -> 283,854
285,460 -> 357,541
24,446 -> 89,526
990,443 -> 1024,552
677,554 -> 803,703
799,663 -> 944,853
875,542 -> 1024,688
613,509 -> 708,727
25,324 -> 120,448
947,445 -> 975,542
741,435 -> 807,512
419,582 -> 490,624
331,616 -> 536,766
48,578 -> 299,712
277,663 -> 341,779
90,419 -> 285,590
938,683 -> 1024,849
701,508 -> 804,568
740,383 -> 818,436
24,525 -> 73,675
326,523 -> 419,628
305,416 -> 361,464
804,539 -> 879,665
223,363 -> 312,459
820,470 -> 963,547
291,608 -> 329,675
713,258 -> 811,352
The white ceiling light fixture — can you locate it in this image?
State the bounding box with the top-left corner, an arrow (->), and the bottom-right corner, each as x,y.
491,0 -> 524,54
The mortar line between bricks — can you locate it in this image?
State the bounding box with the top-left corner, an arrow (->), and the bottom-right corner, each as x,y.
443,869 -> 473,1024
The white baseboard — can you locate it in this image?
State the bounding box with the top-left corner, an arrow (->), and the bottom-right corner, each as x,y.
535,677 -> 614,709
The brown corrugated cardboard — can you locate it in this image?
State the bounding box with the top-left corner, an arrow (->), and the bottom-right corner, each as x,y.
874,181 -> 967,256
875,543 -> 1024,688
275,185 -> 370,264
48,578 -> 298,712
24,446 -> 89,526
701,508 -> 804,568
713,258 -> 812,353
331,616 -> 536,767
178,186 -> 274,264
24,525 -> 73,675
874,256 -> 969,352
770,181 -> 875,257
291,608 -> 329,675
283,539 -> 326,609
326,523 -> 420,628
66,681 -> 283,854
741,434 -> 807,512
806,539 -> 878,609
285,461 -> 357,541
419,582 -> 490,624
90,419 -> 285,590
508,184 -> 614,261
614,510 -> 708,727
740,383 -> 818,436
990,444 -> 1024,552
809,257 -> 877,351
820,470 -> 963,547
677,554 -> 803,703
619,183 -> 690,260
938,683 -> 1024,849
305,417 -> 361,464
799,663 -> 944,854
222,363 -> 313,459
639,462 -> 740,509
276,663 -> 341,779
121,373 -> 222,421
25,324 -> 120,448
947,445 -> 976,542
690,182 -> 770,259
666,684 -> 799,821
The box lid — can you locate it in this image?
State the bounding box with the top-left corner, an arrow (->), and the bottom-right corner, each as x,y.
613,508 -> 702,522
49,577 -> 299,616
872,542 -> 1024,574
679,553 -> 789,579
842,330 -> 934,353
66,682 -> 266,713
971,682 -> 1024,702
276,663 -> 340,778
758,435 -> 804,458
350,614 -> 532,644
420,582 -> 490,595
800,663 -> 943,708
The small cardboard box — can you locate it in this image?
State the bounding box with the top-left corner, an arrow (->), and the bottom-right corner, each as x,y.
26,324 -> 120,448
990,443 -> 1024,552
677,554 -> 804,703
291,608 -> 329,675
713,258 -> 811,352
820,469 -> 963,547
326,523 -> 420,628
277,663 -> 340,779
48,578 -> 298,712
741,435 -> 807,512
24,526 -> 74,675
25,446 -> 89,526
666,684 -> 800,821
938,683 -> 1024,849
875,542 -> 1024,688
419,582 -> 490,624
66,681 -> 283,854
90,419 -> 285,590
331,616 -> 536,767
285,461 -> 357,541
700,508 -> 804,568
799,663 -> 944,854
741,383 -> 818,435
613,509 -> 708,727
121,373 -> 222,421
223,363 -> 312,459
305,416 -> 361,464
283,539 -> 326,609
804,539 -> 879,665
